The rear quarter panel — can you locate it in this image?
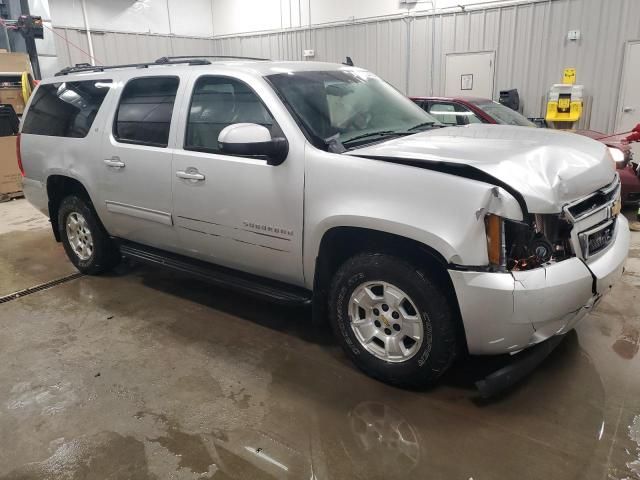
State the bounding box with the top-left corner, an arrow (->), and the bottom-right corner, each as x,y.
19,76 -> 117,221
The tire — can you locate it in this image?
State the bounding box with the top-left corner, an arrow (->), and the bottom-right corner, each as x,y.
328,253 -> 458,388
58,195 -> 120,275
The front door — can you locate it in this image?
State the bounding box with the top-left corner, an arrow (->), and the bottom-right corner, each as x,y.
171,74 -> 305,285
98,75 -> 182,251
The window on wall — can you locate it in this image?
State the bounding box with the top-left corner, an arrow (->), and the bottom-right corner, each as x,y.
22,80 -> 113,138
185,76 -> 274,154
114,76 -> 179,147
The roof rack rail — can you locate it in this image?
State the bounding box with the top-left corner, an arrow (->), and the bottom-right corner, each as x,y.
155,55 -> 270,63
54,57 -> 211,77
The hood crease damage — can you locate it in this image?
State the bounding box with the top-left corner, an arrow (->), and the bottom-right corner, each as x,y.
348,124 -> 616,214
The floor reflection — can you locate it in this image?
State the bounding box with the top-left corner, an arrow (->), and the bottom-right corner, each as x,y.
1,219 -> 637,479
185,326 -> 607,479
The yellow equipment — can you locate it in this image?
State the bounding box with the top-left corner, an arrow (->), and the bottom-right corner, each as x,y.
562,67 -> 576,85
545,68 -> 583,128
21,71 -> 32,104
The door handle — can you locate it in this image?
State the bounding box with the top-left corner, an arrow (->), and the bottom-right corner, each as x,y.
176,170 -> 205,181
623,106 -> 635,113
104,156 -> 125,168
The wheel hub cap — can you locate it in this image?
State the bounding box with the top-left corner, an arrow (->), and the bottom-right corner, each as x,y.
66,212 -> 94,261
348,281 -> 424,362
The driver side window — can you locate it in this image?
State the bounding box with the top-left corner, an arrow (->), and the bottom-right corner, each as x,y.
185,76 -> 274,154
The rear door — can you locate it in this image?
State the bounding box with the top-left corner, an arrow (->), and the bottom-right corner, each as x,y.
97,75 -> 183,251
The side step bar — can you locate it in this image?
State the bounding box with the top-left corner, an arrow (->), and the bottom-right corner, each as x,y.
118,241 -> 312,306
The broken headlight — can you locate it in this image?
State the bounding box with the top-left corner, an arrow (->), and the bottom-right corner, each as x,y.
485,214 -> 573,271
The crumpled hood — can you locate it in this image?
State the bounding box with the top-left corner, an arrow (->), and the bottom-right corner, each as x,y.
347,124 -> 616,213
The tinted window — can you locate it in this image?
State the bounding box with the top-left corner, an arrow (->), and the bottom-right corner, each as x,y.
428,102 -> 483,126
428,102 -> 459,126
114,76 -> 179,147
22,80 -> 112,137
462,107 -> 484,124
470,100 -> 536,127
185,76 -> 274,154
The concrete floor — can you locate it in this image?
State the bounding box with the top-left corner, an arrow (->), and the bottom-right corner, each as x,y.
0,198 -> 639,480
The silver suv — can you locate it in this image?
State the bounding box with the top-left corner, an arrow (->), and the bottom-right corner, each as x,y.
18,57 -> 629,388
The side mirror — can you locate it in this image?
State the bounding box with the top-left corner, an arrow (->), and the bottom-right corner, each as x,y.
218,123 -> 288,165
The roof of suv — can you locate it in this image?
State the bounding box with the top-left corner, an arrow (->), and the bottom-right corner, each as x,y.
50,58 -> 357,82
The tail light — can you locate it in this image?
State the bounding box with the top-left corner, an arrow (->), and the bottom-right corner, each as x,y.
16,133 -> 24,176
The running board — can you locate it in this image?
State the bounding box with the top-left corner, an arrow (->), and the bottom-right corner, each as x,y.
475,334 -> 565,399
118,241 -> 312,306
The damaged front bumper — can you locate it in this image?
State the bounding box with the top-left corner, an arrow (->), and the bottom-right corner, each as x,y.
449,215 -> 630,355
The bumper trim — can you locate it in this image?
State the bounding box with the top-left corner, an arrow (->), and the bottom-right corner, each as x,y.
449,215 -> 629,356
449,258 -> 593,355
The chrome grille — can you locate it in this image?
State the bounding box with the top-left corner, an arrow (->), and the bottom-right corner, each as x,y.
578,219 -> 616,259
563,176 -> 621,223
563,175 -> 622,259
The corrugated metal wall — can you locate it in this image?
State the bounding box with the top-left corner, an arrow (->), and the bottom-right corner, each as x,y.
51,29 -> 215,67
52,0 -> 640,133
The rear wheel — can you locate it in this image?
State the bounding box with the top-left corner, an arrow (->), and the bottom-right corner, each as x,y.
58,195 -> 120,274
329,253 -> 458,388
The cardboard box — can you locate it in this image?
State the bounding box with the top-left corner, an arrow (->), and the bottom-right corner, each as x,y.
0,135 -> 21,195
0,53 -> 32,115
0,88 -> 25,114
0,52 -> 31,74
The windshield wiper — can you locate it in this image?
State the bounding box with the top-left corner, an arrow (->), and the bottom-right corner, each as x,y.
406,121 -> 441,132
341,124 -> 443,148
341,130 -> 400,145
324,133 -> 346,153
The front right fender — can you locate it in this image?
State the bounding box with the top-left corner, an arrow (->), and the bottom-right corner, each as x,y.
304,216 -> 456,290
302,145 -> 524,289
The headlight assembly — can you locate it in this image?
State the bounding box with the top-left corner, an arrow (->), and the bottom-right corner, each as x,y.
484,213 -> 573,271
609,147 -> 626,168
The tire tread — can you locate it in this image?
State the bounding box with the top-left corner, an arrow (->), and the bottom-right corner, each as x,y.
328,252 -> 458,388
58,195 -> 120,275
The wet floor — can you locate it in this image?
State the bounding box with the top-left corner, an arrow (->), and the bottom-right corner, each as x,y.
0,199 -> 639,479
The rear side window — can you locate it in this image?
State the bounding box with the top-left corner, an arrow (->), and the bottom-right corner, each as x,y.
428,102 -> 459,126
22,80 -> 112,137
114,76 -> 179,148
428,102 -> 483,126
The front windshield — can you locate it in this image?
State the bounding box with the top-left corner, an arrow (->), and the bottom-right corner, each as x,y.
471,100 -> 536,127
267,69 -> 441,149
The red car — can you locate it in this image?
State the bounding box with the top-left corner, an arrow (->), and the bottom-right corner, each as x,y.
411,96 -> 640,205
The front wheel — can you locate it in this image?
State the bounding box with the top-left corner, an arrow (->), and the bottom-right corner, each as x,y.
58,195 -> 120,275
328,253 -> 458,388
